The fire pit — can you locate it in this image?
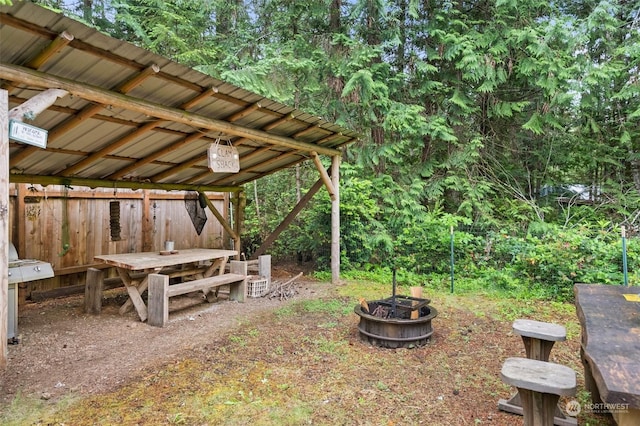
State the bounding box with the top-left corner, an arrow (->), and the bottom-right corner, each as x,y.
354,270 -> 437,349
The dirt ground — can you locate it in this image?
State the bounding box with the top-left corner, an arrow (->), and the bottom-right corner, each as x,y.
0,265 -> 616,425
0,265 -> 323,405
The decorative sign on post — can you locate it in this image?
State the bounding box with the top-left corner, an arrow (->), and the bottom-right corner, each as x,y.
8,120 -> 48,148
208,138 -> 240,173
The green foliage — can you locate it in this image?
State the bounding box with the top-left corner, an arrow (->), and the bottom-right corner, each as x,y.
465,224 -> 639,301
42,0 -> 640,303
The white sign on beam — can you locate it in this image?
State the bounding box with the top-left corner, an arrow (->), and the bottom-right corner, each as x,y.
208,141 -> 240,173
8,120 -> 48,148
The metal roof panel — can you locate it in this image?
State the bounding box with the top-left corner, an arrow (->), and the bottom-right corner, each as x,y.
1,2 -> 359,193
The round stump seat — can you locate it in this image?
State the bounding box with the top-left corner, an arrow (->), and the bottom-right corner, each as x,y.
513,319 -> 566,361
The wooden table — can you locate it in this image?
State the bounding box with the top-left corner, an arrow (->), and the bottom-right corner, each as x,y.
95,249 -> 238,322
574,284 -> 640,426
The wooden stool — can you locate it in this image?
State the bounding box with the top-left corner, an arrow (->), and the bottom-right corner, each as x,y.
498,319 -> 576,426
513,319 -> 566,361
501,357 -> 576,426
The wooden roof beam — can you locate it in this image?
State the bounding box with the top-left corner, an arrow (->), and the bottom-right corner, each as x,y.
150,154 -> 205,183
263,112 -> 295,131
293,125 -> 323,139
107,130 -> 208,180
147,138 -> 262,184
8,88 -> 68,121
0,63 -> 341,156
117,64 -> 160,93
10,173 -> 241,193
225,102 -> 261,122
141,114 -> 298,184
206,151 -> 303,186
238,146 -> 274,163
59,77 -> 215,177
219,112 -> 294,146
58,121 -> 163,176
9,64 -> 160,167
181,86 -> 218,110
26,31 -> 74,70
209,134 -> 343,187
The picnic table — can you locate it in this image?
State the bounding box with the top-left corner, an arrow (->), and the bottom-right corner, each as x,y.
95,248 -> 238,322
574,284 -> 640,426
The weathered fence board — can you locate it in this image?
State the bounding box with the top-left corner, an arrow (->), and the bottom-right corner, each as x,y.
9,184 -> 231,298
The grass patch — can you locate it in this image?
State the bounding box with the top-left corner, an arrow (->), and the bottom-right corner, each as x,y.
0,277 -> 612,426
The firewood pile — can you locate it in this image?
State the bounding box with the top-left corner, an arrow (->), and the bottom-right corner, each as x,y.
264,272 -> 303,301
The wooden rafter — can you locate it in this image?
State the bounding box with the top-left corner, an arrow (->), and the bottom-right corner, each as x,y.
9,64 -> 160,167
1,11 -> 333,137
58,86 -> 218,177
58,121 -> 163,176
108,130 -> 209,180
186,147 -> 295,185
212,150 -> 305,185
100,88 -> 217,179
163,115 -> 308,185
0,63 -> 342,157
225,102 -> 261,122
293,124 -> 326,139
150,154 -> 205,182
26,31 -> 74,70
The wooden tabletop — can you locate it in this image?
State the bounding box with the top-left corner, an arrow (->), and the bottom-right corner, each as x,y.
94,249 -> 239,271
574,284 -> 640,408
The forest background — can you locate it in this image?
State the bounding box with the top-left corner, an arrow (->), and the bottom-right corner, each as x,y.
12,0 -> 640,301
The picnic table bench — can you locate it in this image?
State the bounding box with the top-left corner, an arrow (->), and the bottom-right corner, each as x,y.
148,260 -> 248,327
574,284 -> 640,426
94,249 -> 239,322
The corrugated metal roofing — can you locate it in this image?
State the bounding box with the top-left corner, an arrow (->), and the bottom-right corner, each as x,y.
0,2 -> 359,192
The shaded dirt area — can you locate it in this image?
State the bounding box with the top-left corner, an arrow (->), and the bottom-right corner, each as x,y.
1,269 -> 616,425
0,266 -> 322,405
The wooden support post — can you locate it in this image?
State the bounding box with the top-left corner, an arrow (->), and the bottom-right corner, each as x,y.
1,89 -> 9,368
234,190 -> 246,253
311,152 -> 336,201
148,274 -> 169,327
258,255 -> 271,285
518,388 -> 561,426
331,155 -> 341,284
84,268 -> 104,315
198,191 -> 238,242
141,189 -> 153,252
230,261 -> 247,303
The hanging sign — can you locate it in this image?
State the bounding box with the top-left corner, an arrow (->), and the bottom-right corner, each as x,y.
208,139 -> 240,173
9,120 -> 48,148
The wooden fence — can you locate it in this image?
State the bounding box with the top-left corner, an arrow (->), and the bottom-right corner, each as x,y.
8,183 -> 231,301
